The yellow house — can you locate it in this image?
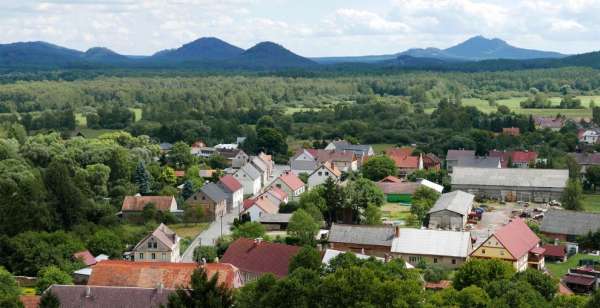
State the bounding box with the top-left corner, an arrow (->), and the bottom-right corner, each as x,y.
471,218 -> 544,272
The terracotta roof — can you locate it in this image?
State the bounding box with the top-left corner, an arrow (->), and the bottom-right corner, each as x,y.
502,127 -> 520,136
243,196 -> 278,214
266,186 -> 288,201
315,149 -> 356,163
558,282 -> 574,295
19,295 -> 40,308
314,161 -> 342,178
73,250 -> 97,266
221,238 -> 300,278
390,155 -> 419,169
542,244 -> 566,258
218,175 -> 242,193
174,170 -> 185,177
243,199 -> 255,210
386,147 -> 414,157
530,247 -> 545,255
88,260 -> 241,289
277,172 -> 305,191
121,196 -> 176,212
376,182 -> 420,195
48,285 -> 172,308
493,218 -> 540,259
425,280 -> 451,290
563,274 -> 595,286
379,175 -> 403,183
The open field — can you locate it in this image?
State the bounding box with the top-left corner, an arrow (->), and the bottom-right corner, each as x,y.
372,143 -> 396,154
167,223 -> 210,239
78,128 -> 120,138
546,253 -> 600,278
284,107 -> 321,115
75,108 -> 143,127
426,95 -> 597,118
582,194 -> 600,213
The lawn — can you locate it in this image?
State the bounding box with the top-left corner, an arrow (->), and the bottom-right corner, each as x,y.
372,143 -> 396,154
546,253 -> 600,278
167,223 -> 209,239
78,128 -> 121,139
582,194 -> 600,213
381,203 -> 418,226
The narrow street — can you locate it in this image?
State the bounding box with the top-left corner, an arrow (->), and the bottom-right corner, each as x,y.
181,211 -> 238,262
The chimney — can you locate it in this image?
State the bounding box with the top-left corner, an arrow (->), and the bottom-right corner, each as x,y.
157,283 -> 164,294
254,237 -> 263,245
85,286 -> 92,298
394,226 -> 400,238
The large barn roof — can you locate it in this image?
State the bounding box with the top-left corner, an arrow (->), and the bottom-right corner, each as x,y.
451,167 -> 568,188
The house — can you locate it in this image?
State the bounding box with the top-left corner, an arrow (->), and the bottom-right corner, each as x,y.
258,213 -> 293,230
325,140 -> 374,165
196,147 -> 217,158
376,181 -> 420,204
385,147 -> 437,177
391,227 -> 472,268
579,129 -> 600,144
489,150 -> 538,168
185,183 -> 227,221
451,167 -> 569,202
259,186 -> 288,207
243,195 -> 279,221
534,116 -> 565,131
258,152 -> 274,178
540,209 -> 600,242
88,260 -> 242,289
502,127 -> 520,136
121,195 -> 180,222
159,142 -> 173,153
72,253 -> 109,284
328,224 -> 395,258
131,224 -> 180,262
445,150 -> 476,172
315,149 -> 358,172
470,218 -> 544,272
216,148 -> 244,166
44,285 -> 173,308
422,153 -> 442,170
221,238 -> 301,284
307,161 -> 342,189
562,267 -> 600,294
427,190 -> 474,231
250,156 -> 269,186
272,171 -> 305,201
543,244 -> 567,262
289,149 -> 319,175
321,249 -> 384,266
569,152 -> 600,173
190,140 -> 206,156
231,150 -> 249,168
218,175 -> 244,213
233,164 -> 262,196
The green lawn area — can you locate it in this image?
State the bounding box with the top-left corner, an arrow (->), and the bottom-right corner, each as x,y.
582,194 -> 600,213
78,128 -> 120,139
546,253 -> 600,278
372,143 -> 396,154
167,223 -> 209,239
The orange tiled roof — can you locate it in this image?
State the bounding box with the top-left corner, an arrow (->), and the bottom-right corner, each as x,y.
20,295 -> 40,308
121,196 -> 175,212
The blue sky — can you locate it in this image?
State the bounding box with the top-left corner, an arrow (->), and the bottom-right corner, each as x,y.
0,0 -> 599,57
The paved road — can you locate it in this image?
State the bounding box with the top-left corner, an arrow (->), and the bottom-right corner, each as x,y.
181,211 -> 238,262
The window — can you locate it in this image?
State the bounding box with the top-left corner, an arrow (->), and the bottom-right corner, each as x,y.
452,259 -> 456,265
276,184 -> 281,188
481,249 -> 486,254
500,251 -> 504,256
151,253 -> 156,260
433,258 -> 438,263
162,253 -> 167,260
318,172 -> 322,176
147,240 -> 157,249
139,253 -> 144,260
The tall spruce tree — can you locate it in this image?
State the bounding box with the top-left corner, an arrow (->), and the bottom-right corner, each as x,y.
133,161 -> 151,195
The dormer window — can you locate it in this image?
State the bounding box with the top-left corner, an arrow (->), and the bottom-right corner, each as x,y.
147,239 -> 158,249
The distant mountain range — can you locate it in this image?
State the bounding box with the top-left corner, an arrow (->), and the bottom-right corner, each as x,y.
0,35 -> 598,72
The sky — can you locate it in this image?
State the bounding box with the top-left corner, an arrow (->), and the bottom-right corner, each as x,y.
0,0 -> 599,57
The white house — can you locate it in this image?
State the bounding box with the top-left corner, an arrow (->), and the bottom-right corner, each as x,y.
308,161 -> 342,189
132,224 -> 180,262
580,129 -> 600,144
250,156 -> 269,187
271,171 -> 306,201
243,195 -> 279,221
232,150 -> 249,168
289,149 -> 318,175
218,175 -> 244,213
233,164 -> 262,196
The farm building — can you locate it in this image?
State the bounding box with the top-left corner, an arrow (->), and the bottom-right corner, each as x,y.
427,190 -> 474,231
541,209 -> 600,242
451,167 -> 568,202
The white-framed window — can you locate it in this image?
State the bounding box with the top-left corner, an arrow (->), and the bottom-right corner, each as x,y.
139,253 -> 144,260
151,253 -> 156,260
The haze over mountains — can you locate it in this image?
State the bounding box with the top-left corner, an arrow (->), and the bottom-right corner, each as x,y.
0,35 -> 597,71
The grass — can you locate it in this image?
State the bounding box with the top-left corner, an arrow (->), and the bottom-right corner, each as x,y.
582,194 -> 600,213
372,144 -> 396,154
284,107 -> 320,115
167,223 -> 209,238
546,253 -> 600,278
382,203 -> 411,219
78,128 -> 120,138
20,287 -> 36,296
75,108 -> 143,128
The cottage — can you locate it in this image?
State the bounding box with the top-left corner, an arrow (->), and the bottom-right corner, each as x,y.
470,218 -> 544,272
221,238 -> 300,284
325,140 -> 374,165
289,149 -> 319,175
391,227 -> 472,268
534,116 -> 565,131
315,149 -> 358,172
328,224 -> 395,258
579,129 -> 600,144
185,183 -> 228,221
427,191 -> 474,230
259,186 -> 289,207
272,171 -> 305,201
569,152 -> 600,173
541,209 -> 600,242
445,149 -> 476,172
88,260 -> 241,289
120,195 -> 180,222
258,213 -> 293,230
45,285 -> 173,308
233,164 -> 262,196
131,224 -> 181,262
307,161 -> 342,189
218,175 -> 244,213
243,195 -> 279,221
451,167 -> 569,202
231,150 -> 249,168
250,156 -> 269,186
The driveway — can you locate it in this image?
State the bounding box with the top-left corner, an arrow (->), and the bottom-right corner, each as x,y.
181,211 -> 238,262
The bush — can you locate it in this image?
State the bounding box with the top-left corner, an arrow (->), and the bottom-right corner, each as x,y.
36,266 -> 72,294
193,246 -> 217,263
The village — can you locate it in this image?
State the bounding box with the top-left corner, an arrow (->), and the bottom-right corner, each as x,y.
12,115 -> 600,307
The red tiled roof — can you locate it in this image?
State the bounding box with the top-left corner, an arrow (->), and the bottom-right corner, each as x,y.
379,175 -> 403,183
20,295 -> 40,308
386,147 -> 414,157
390,155 -> 419,169
121,196 -> 175,212
278,172 -> 305,191
219,175 -> 242,192
559,282 -> 574,295
319,161 -> 342,177
88,260 -> 241,289
494,218 -> 540,259
425,280 -> 451,290
221,238 -> 300,278
502,127 -> 520,136
73,250 -> 97,266
530,247 -> 545,255
563,274 -> 595,286
511,151 -> 538,163
542,244 -> 566,258
174,170 -> 185,177
265,186 -> 288,201
245,196 -> 278,214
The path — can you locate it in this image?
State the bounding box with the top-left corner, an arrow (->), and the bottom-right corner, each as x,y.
181,211 -> 238,262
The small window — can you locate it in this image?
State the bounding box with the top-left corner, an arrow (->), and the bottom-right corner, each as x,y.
325,172 -> 329,176
151,253 -> 156,260
162,253 -> 167,260
139,253 -> 144,260
318,172 -> 322,176
482,249 -> 486,254
452,259 -> 456,265
500,251 -> 504,256
433,258 -> 438,263
276,184 -> 281,188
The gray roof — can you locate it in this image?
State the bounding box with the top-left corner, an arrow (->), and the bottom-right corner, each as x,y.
456,156 -> 500,169
541,209 -> 600,236
451,167 -> 569,188
569,152 -> 600,166
47,285 -> 172,308
446,150 -> 475,161
200,183 -> 228,203
328,224 -> 395,247
258,213 -> 293,224
428,190 -> 474,216
391,229 -> 471,258
331,141 -> 372,155
250,156 -> 267,173
239,163 -> 261,180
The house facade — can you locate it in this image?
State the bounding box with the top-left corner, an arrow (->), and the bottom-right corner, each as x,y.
231,150 -> 249,168
121,195 -> 180,222
131,224 -> 180,262
233,164 -> 262,196
272,171 -> 305,201
185,183 -> 228,221
427,190 -> 474,231
445,150 -> 476,172
218,175 -> 244,213
243,195 -> 279,221
307,161 -> 341,189
289,149 -> 318,175
328,224 -> 395,258
259,187 -> 288,207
